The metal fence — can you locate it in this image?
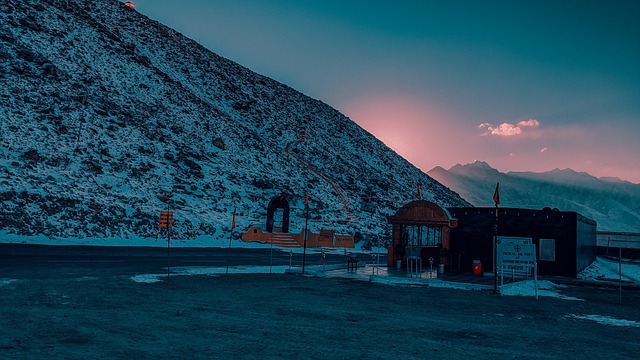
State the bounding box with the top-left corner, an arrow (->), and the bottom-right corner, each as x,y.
596,231 -> 640,249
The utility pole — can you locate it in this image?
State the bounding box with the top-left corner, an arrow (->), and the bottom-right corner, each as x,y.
493,182 -> 500,293
302,192 -> 309,274
227,207 -> 236,275
159,207 -> 173,280
167,215 -> 171,279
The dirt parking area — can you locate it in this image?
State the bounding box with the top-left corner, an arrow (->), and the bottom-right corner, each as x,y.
1,263 -> 639,359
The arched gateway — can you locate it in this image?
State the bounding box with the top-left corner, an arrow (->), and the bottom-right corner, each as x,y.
241,193 -> 355,249
387,200 -> 458,269
266,194 -> 290,233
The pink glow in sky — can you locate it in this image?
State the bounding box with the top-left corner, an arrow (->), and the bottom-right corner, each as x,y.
342,93 -> 640,183
133,0 -> 640,183
340,94 -> 474,169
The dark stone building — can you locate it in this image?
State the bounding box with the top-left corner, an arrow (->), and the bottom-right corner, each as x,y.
447,207 -> 597,278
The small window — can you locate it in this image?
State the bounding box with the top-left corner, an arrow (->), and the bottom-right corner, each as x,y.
539,239 -> 556,261
402,225 -> 442,247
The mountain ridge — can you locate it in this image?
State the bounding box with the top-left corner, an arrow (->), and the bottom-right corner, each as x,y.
428,161 -> 640,232
0,0 -> 470,247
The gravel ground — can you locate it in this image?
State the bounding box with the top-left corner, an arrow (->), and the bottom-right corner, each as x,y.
1,262 -> 639,359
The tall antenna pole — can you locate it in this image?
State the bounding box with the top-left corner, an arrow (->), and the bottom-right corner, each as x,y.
302,192 -> 309,274
493,182 -> 500,293
166,203 -> 172,280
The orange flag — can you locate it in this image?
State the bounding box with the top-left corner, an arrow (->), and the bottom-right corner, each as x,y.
493,182 -> 500,217
232,207 -> 237,229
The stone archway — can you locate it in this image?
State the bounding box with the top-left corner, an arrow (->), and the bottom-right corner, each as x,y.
266,194 -> 290,233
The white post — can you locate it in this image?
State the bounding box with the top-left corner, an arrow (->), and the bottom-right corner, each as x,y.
322,248 -> 326,272
376,236 -> 380,275
371,253 -> 374,275
500,264 -> 504,296
534,261 -> 538,300
619,247 -> 622,305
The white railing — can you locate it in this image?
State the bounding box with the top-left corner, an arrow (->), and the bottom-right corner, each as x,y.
597,232 -> 640,249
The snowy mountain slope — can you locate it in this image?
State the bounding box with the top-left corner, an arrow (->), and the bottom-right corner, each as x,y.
0,0 -> 469,246
428,161 -> 640,232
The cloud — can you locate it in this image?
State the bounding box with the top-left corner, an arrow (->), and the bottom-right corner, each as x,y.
518,119 -> 540,128
479,118 -> 540,137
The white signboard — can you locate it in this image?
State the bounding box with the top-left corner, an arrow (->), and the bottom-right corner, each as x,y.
497,243 -> 538,299
495,237 -> 531,276
497,243 -> 536,276
499,243 -> 536,265
497,236 -> 532,245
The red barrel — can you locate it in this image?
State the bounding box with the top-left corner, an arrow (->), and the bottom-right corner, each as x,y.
472,260 -> 482,276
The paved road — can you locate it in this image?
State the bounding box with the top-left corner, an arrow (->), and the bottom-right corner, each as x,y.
0,243 -> 359,277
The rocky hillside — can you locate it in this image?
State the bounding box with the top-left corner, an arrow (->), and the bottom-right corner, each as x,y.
428,161 -> 640,232
0,0 -> 469,247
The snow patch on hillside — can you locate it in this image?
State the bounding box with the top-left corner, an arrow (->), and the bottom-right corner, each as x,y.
0,0 -> 470,247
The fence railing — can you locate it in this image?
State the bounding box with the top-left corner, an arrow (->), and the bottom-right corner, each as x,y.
596,232 -> 640,249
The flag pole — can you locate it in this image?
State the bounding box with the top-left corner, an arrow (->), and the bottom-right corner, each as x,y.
493,182 -> 500,293
227,207 -> 236,275
167,210 -> 171,280
302,192 -> 309,274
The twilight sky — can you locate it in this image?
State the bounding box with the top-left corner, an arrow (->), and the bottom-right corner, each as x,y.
132,0 -> 640,183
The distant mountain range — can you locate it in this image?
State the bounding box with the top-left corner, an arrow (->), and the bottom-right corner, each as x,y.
428,161 -> 640,232
0,0 -> 469,246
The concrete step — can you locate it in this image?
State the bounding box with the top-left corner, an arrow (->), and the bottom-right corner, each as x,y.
269,234 -> 300,248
